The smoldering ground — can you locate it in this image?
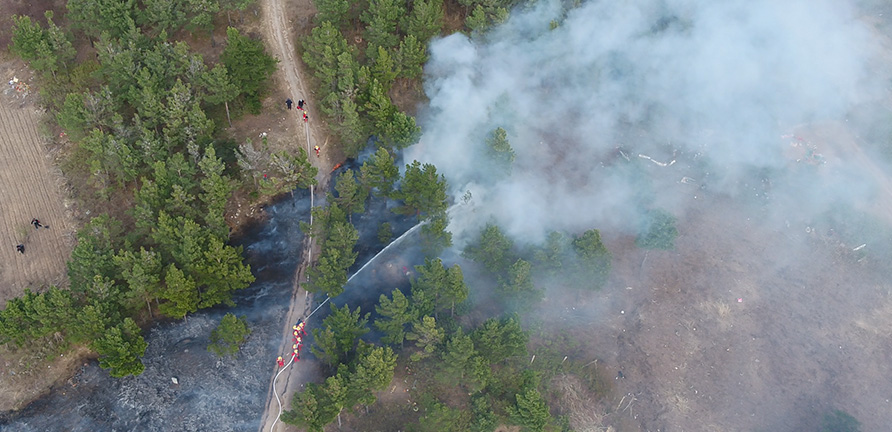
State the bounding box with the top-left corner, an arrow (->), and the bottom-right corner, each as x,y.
402,0 -> 892,430
410,0 -> 892,245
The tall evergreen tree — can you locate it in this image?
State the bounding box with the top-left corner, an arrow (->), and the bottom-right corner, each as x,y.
221,27 -> 278,112
374,289 -> 414,346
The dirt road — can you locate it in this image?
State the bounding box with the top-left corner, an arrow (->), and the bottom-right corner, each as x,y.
256,0 -> 334,430
0,68 -> 74,308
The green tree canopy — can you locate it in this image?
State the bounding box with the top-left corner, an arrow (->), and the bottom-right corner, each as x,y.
406,315 -> 444,361
440,327 -> 476,380
486,127 -> 515,174
92,318 -> 148,378
374,289 -> 414,347
208,313 -> 251,357
221,27 -> 278,113
473,315 -> 527,364
463,223 -> 515,274
410,258 -> 467,318
636,209 -> 678,250
332,170 -> 369,220
361,0 -> 405,55
405,0 -> 444,43
312,304 -> 370,365
572,229 -> 611,290
508,387 -> 551,432
394,160 -> 448,220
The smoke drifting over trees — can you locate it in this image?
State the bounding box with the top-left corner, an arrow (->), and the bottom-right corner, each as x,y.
410,0 -> 892,243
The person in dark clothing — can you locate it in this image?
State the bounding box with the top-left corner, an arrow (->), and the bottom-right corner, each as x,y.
16,244 -> 25,254
31,218 -> 42,229
285,98 -> 293,109
297,99 -> 304,110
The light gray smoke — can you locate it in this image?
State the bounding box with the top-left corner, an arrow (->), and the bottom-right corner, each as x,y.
409,0 -> 892,244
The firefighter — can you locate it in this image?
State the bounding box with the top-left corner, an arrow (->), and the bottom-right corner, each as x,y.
277,356 -> 284,367
286,98 -> 293,110
314,145 -> 320,157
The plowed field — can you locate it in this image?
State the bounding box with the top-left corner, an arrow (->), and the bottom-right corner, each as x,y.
0,72 -> 73,307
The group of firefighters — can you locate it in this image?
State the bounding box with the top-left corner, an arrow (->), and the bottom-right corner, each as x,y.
286,97 -> 318,156
277,319 -> 308,367
285,98 -> 309,122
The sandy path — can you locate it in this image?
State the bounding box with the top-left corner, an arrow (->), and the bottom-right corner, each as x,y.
0,91 -> 73,307
256,0 -> 334,430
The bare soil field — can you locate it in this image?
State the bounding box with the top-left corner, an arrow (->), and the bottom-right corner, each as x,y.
0,60 -> 75,307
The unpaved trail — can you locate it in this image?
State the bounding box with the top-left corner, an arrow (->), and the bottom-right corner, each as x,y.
0,86 -> 73,308
256,0 -> 334,430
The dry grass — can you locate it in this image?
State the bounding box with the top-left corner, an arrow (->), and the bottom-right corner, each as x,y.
698,300 -> 733,331
551,374 -> 607,432
0,343 -> 93,411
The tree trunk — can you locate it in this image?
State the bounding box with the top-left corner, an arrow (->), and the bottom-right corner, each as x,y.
146,298 -> 154,319
224,101 -> 232,127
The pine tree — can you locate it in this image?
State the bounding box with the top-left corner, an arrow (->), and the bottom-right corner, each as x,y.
359,147 -> 399,196
441,327 -> 476,379
397,35 -> 427,80
405,315 -> 444,361
93,318 -> 148,378
393,160 -> 448,219
405,0 -> 444,43
159,264 -> 199,319
361,0 -> 405,56
374,289 -> 414,346
221,27 -> 278,113
208,313 -> 251,357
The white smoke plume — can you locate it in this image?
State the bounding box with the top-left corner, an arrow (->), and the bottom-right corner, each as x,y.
408,0 -> 892,244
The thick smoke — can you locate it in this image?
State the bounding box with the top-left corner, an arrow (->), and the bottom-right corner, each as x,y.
409,0 -> 892,244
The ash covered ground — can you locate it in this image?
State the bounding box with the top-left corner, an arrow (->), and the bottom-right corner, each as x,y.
0,190 -> 311,432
